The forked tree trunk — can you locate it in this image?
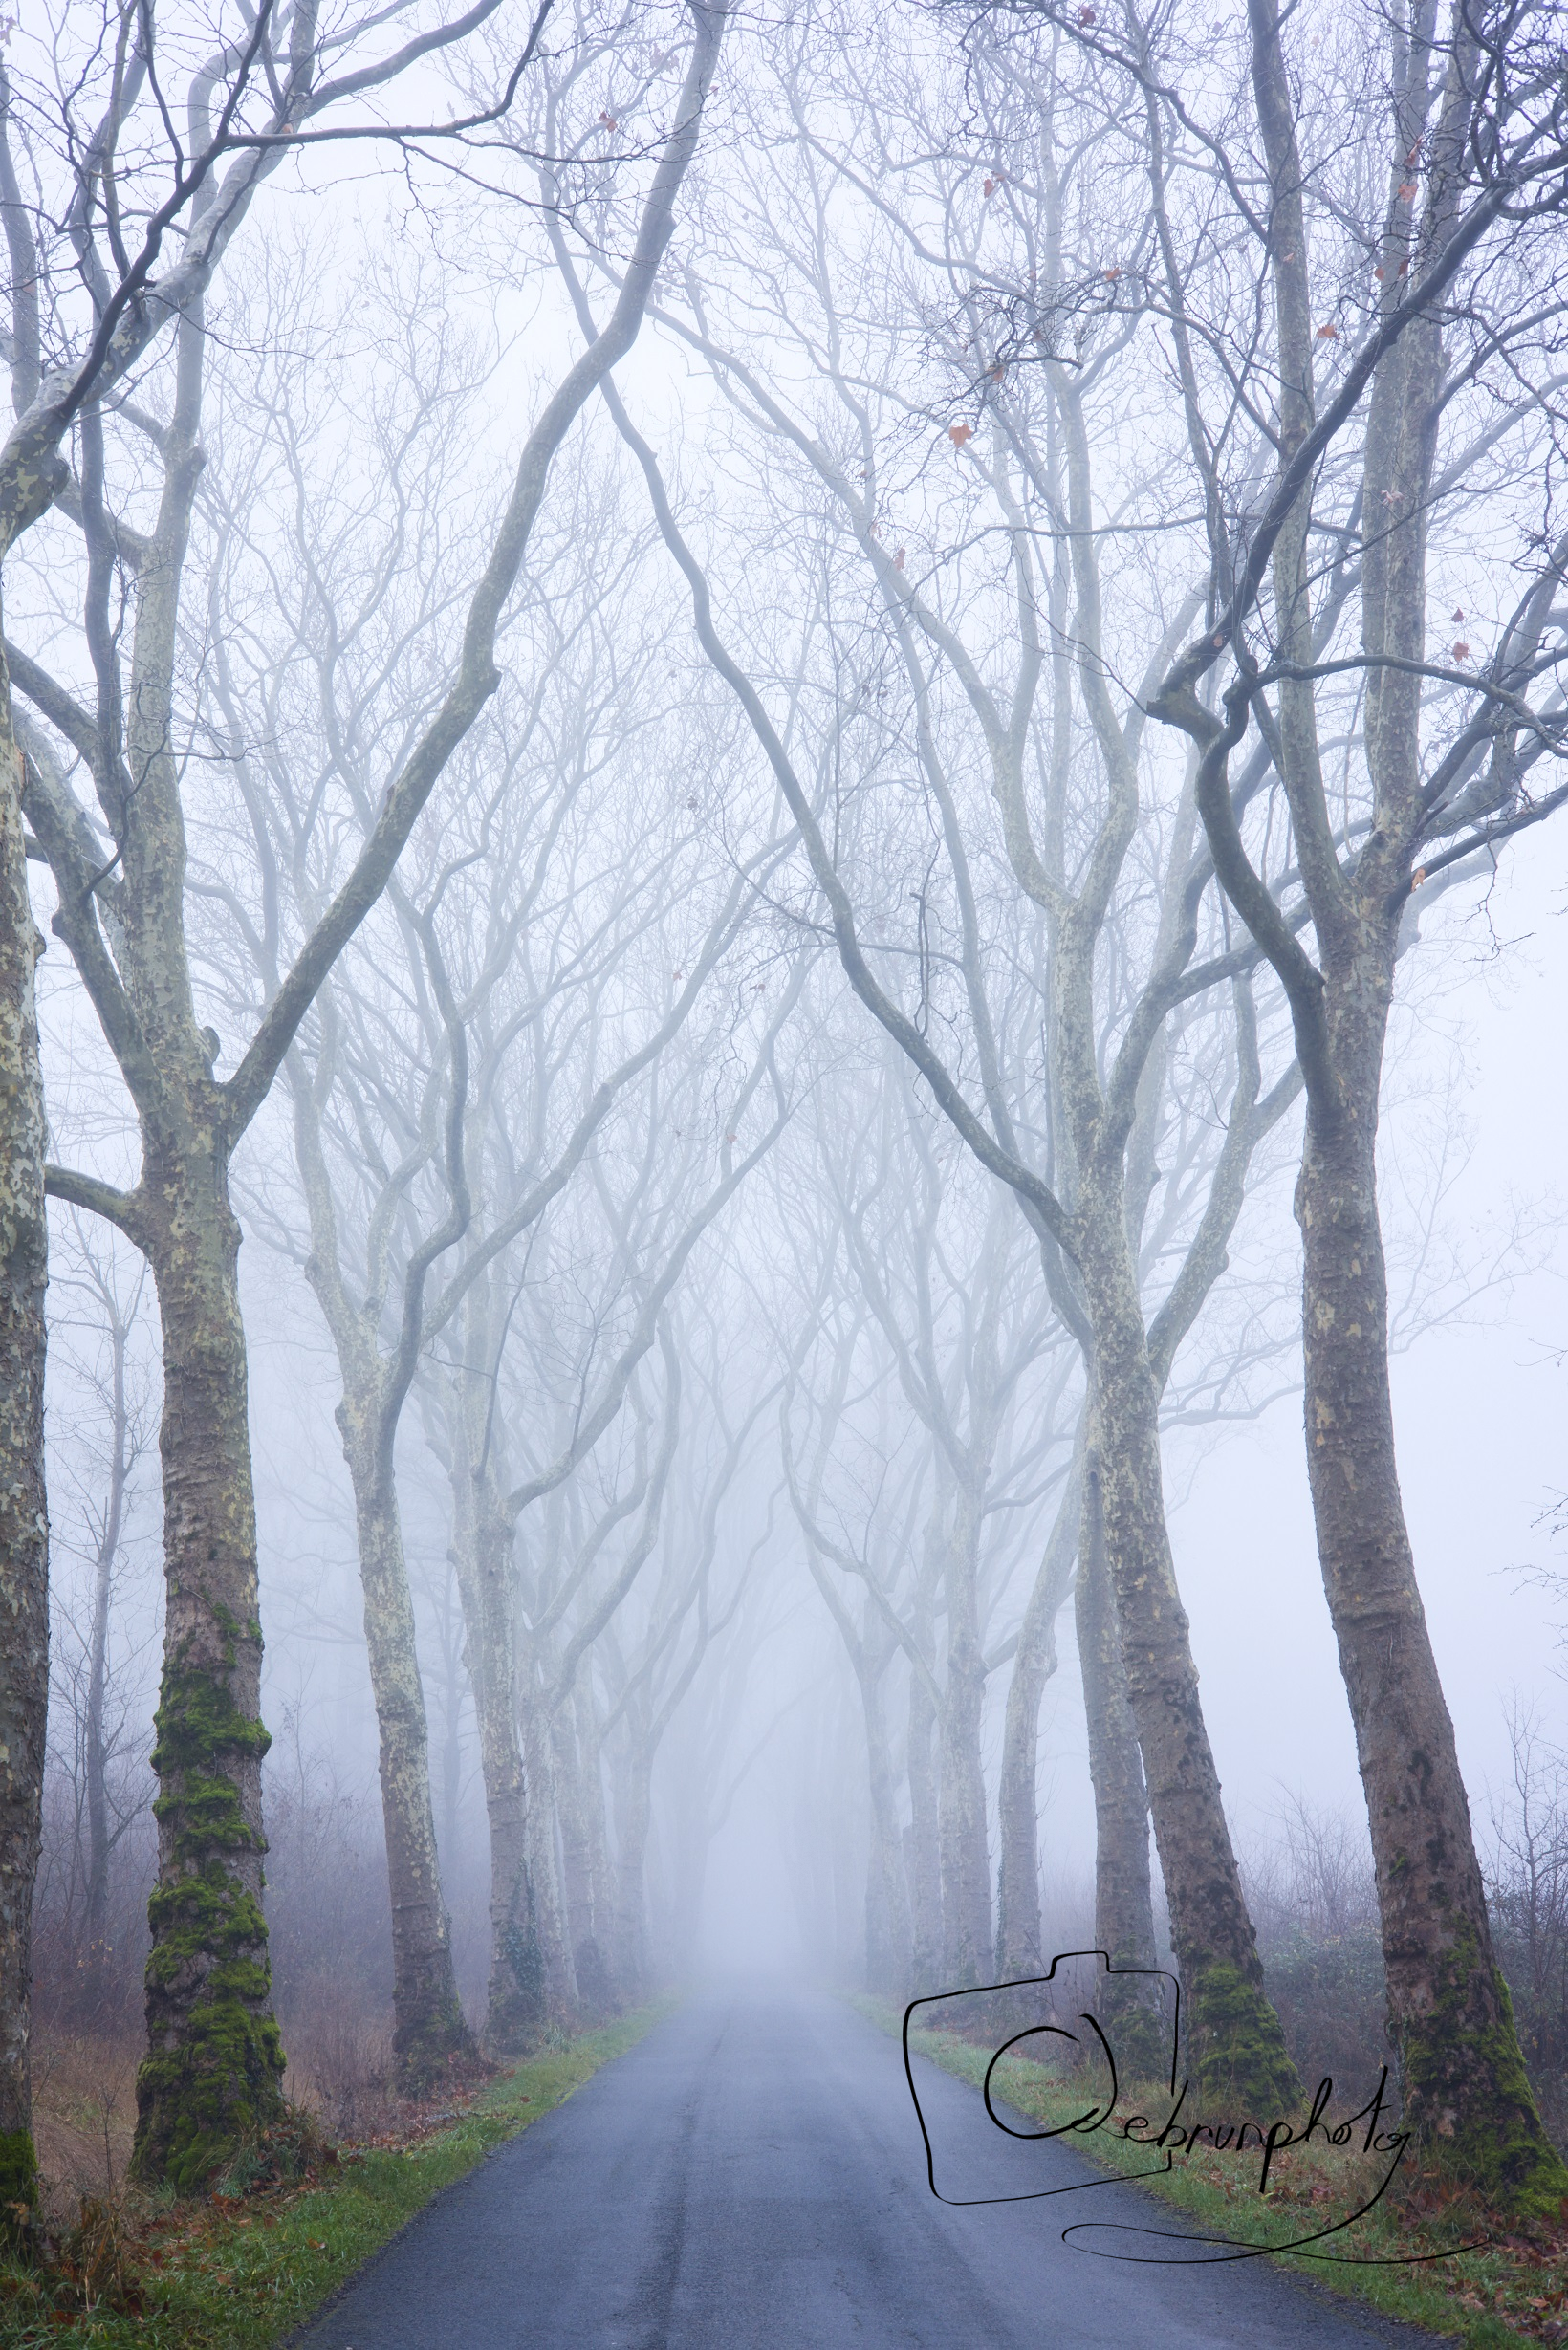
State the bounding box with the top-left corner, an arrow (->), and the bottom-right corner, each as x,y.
132,1139 -> 287,2190
0,707 -> 47,2220
338,1425 -> 474,2091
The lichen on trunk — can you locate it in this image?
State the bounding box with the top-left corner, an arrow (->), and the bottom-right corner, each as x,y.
132,1169 -> 287,2191
0,703 -> 48,2226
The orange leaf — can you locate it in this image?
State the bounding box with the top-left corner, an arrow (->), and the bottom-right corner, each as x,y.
1316,321 -> 1339,337
1451,642 -> 1470,661
1451,607 -> 1465,622
1077,4 -> 1097,21
948,423 -> 973,447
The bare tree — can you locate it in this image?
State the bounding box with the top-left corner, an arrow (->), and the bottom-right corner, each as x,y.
1055,0 -> 1568,2196
4,0 -> 730,2185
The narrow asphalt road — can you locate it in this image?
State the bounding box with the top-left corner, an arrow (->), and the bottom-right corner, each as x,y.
292,1991 -> 1448,2348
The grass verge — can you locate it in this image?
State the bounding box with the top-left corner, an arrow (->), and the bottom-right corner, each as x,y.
0,2003 -> 671,2349
852,1994 -> 1568,2349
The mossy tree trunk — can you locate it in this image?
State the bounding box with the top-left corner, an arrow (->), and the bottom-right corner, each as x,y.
1155,0 -> 1568,2204
8,10 -> 729,2187
0,682 -> 48,2221
132,1140 -> 286,2190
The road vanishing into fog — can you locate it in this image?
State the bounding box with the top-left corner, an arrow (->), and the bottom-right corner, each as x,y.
291,1992 -> 1447,2350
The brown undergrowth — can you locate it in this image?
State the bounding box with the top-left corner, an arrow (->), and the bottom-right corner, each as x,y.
0,2005 -> 667,2347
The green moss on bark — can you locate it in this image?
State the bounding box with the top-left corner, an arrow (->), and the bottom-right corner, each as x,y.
0,2127 -> 37,2231
132,1657 -> 287,2193
1186,1959 -> 1301,2111
1400,1925 -> 1568,2216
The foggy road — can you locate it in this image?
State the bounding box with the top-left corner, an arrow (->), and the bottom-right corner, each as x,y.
290,1993 -> 1446,2350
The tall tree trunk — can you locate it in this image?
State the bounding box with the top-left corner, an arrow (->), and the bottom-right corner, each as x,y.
1299,980 -> 1560,2199
553,1708 -> 612,2013
338,1425 -> 473,2091
517,1656 -> 576,2016
904,1659 -> 942,1991
1077,1448 -> 1164,2075
449,1456 -> 541,2054
995,1459 -> 1081,1979
1078,1207 -> 1296,2105
935,1491 -> 992,1986
132,1142 -> 286,2190
577,1679 -> 619,2007
0,702 -> 47,2221
290,1050 -> 475,2089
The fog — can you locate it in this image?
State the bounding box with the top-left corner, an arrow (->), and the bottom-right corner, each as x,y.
7,0 -> 1567,2219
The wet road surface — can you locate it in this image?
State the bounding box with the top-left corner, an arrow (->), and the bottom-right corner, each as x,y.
292,1990 -> 1448,2348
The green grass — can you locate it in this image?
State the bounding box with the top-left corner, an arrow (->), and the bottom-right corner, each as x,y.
0,2004 -> 671,2349
853,1995 -> 1568,2348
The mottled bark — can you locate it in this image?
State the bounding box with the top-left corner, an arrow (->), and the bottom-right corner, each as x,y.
1075,1205 -> 1295,2102
0,699 -> 47,2217
11,7 -> 730,2183
1298,988 -> 1558,2195
1077,1452 -> 1164,2073
133,1142 -> 286,2189
1148,0 -> 1567,2199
